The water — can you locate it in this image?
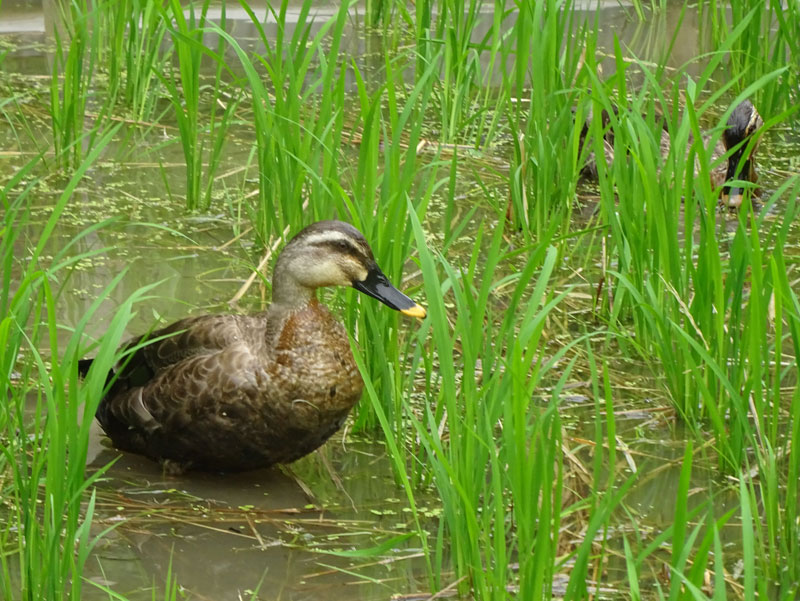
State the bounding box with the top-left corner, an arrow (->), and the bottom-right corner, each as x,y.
84,432 -> 432,600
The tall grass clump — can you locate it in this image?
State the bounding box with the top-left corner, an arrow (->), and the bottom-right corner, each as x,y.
617,442 -> 751,598
704,1 -> 800,114
416,0 -> 504,145
587,31 -> 800,474
768,248 -> 800,566
738,220 -> 800,596
0,129 -> 149,601
208,0 -> 352,241
628,0 -> 668,21
358,208 -> 624,599
506,1 -> 596,239
48,0 -> 171,165
338,54 -> 440,434
101,0 -> 172,122
49,0 -> 105,170
364,0 -> 413,29
629,451 -> 800,598
161,0 -> 238,210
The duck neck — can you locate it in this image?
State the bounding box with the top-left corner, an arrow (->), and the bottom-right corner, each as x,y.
271,258 -> 317,311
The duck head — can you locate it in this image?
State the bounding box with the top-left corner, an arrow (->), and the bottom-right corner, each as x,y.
272,220 -> 426,318
720,100 -> 763,208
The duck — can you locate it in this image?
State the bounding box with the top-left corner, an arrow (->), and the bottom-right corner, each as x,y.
710,99 -> 763,208
79,220 -> 426,473
579,99 -> 763,208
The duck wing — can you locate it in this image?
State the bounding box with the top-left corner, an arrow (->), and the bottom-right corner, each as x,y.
98,339 -> 268,470
89,314 -> 265,449
82,313 -> 262,388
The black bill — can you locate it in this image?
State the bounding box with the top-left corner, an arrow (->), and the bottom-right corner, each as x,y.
353,265 -> 426,318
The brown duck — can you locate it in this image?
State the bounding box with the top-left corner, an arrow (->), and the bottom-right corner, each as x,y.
711,99 -> 763,208
80,220 -> 426,473
580,99 -> 763,208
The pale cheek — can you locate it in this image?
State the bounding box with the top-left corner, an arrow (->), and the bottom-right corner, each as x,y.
300,264 -> 351,288
350,266 -> 368,284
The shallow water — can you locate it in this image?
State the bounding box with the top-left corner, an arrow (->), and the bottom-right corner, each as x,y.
2,0 -> 799,598
84,429 -> 434,601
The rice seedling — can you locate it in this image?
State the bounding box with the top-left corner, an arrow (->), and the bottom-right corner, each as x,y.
506,0 -> 595,238
639,0 -> 669,19
364,0 -> 414,28
339,55 -> 440,434
0,129 -> 144,601
104,0 -> 172,122
744,242 -> 800,596
199,0 -> 355,239
49,0 -> 103,170
582,26 -> 800,474
160,0 -> 238,210
704,1 -> 800,115
381,206 -> 627,599
425,0 -> 497,144
617,442 -> 742,599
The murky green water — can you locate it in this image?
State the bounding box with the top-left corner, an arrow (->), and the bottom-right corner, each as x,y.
84,433 -> 436,600
2,0 -> 799,598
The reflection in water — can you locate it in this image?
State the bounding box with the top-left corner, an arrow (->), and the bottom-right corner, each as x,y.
87,427 -> 430,601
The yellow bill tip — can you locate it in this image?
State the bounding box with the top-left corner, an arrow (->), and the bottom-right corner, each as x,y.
400,303 -> 427,319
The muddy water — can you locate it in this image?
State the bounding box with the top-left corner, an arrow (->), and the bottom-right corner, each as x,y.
1,0 -> 798,599
85,429 -> 432,600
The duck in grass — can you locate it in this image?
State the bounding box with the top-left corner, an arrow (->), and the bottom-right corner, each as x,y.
580,99 -> 763,209
80,220 -> 426,473
711,99 -> 763,209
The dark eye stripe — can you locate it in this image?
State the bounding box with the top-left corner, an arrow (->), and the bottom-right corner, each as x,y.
314,239 -> 369,264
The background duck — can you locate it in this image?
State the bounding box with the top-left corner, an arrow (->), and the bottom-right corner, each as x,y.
580,99 -> 763,208
711,99 -> 763,208
80,220 -> 426,473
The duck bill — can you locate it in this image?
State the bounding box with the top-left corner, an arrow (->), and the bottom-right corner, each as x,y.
721,188 -> 744,209
353,266 -> 426,318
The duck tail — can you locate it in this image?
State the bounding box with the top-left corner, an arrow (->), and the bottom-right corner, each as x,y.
95,394 -> 114,432
77,357 -> 118,427
78,358 -> 94,378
